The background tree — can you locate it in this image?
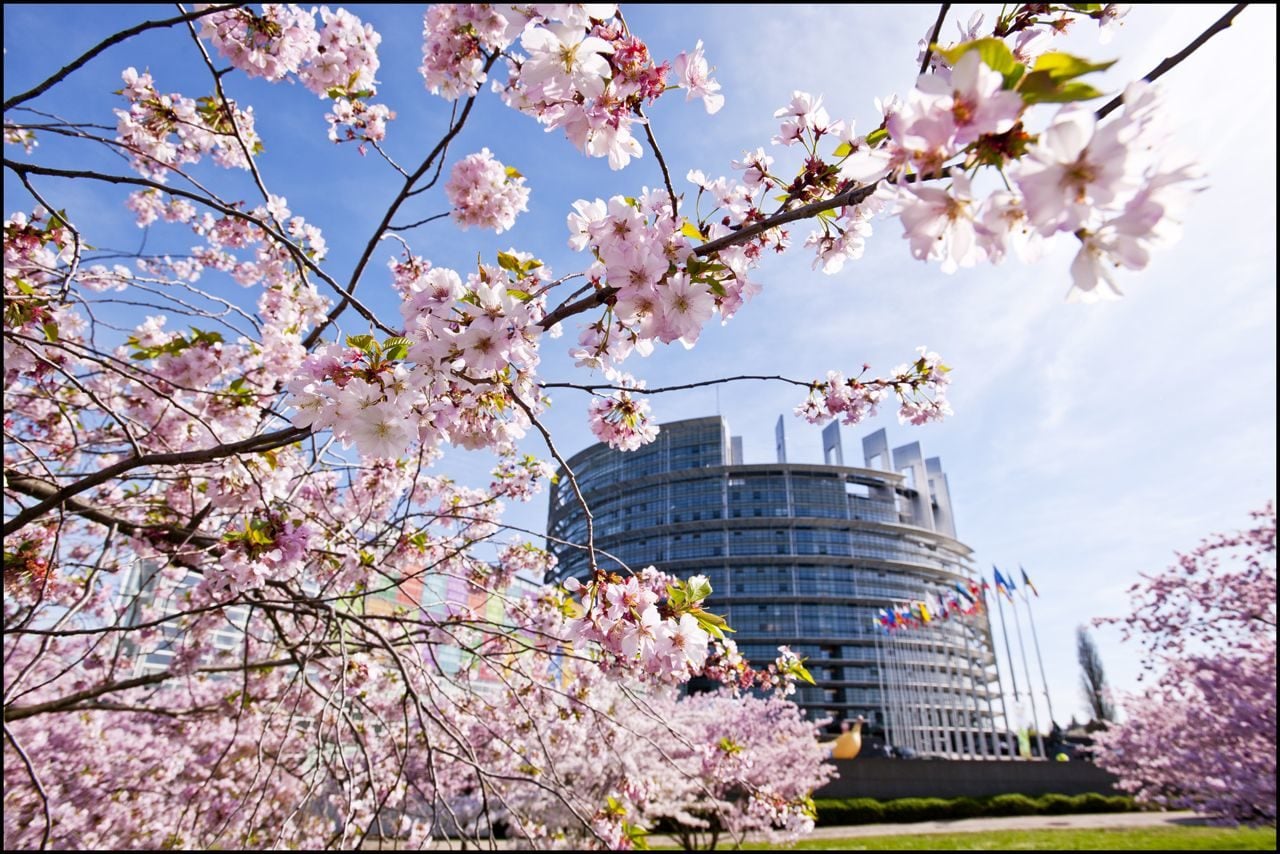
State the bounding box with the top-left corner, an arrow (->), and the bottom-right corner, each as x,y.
1076,625 -> 1115,726
1093,504 -> 1277,825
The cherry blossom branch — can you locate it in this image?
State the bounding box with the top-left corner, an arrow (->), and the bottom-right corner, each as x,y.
919,3 -> 953,75
638,105 -> 678,220
305,54 -> 500,350
1096,3 -> 1249,120
508,390 -> 599,573
2,159 -> 395,335
3,427 -> 308,538
3,657 -> 295,722
386,211 -> 450,233
539,181 -> 880,329
5,473 -> 219,555
2,4 -> 241,112
3,723 -> 51,850
540,373 -> 815,395
180,7 -> 283,226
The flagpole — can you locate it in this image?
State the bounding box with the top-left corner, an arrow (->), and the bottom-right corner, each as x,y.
919,629 -> 944,757
885,626 -> 907,755
992,569 -> 1021,704
904,631 -> 934,756
937,620 -> 960,756
1008,589 -> 1047,759
945,620 -> 975,758
892,628 -> 921,757
983,578 -> 1019,758
959,614 -> 989,758
924,623 -> 948,757
1021,566 -> 1057,728
874,622 -> 893,752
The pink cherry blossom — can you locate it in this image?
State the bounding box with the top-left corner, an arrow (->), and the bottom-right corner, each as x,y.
674,40 -> 724,114
445,148 -> 531,233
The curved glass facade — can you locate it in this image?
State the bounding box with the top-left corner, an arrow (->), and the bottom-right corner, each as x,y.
548,417 -> 1008,758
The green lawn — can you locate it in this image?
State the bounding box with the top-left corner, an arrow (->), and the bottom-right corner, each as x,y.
725,825 -> 1277,850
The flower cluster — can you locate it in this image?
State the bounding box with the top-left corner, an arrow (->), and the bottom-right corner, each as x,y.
795,347 -> 951,428
287,251 -> 548,459
200,4 -> 392,145
681,6 -> 1197,302
421,5 -> 720,170
1093,504 -> 1275,824
420,4 -> 521,100
702,639 -> 816,698
445,148 -> 531,233
114,67 -> 260,181
587,371 -> 659,451
563,570 -> 725,683
567,189 -> 761,374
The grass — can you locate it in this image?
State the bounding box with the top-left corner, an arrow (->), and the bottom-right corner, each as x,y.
724,825 -> 1278,850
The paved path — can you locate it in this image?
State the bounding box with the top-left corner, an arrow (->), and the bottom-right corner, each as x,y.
795,809 -> 1204,839
380,810 -> 1206,848
647,810 -> 1204,847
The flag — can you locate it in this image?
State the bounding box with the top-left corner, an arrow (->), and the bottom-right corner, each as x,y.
919,601 -> 932,623
1020,566 -> 1039,598
1017,727 -> 1032,759
954,582 -> 975,603
993,566 -> 1015,601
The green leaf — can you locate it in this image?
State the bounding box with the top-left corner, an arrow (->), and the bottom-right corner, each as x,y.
623,823 -> 650,850
1030,51 -> 1117,81
832,141 -> 853,158
383,335 -> 411,361
935,37 -> 1019,79
1020,78 -> 1106,104
865,127 -> 889,147
497,251 -> 521,272
680,220 -> 705,242
346,333 -> 376,353
692,609 -> 733,641
686,574 -> 713,603
504,165 -> 523,180
41,321 -> 59,343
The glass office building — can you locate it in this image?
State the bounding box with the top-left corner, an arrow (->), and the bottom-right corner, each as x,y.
548,416 -> 1008,757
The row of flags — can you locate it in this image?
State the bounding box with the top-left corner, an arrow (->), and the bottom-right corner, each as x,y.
875,566 -> 1039,634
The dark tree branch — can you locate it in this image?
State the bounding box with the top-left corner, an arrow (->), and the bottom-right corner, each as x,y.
3,5 -> 242,112
919,3 -> 953,76
3,427 -> 308,538
304,53 -> 501,350
1096,4 -> 1249,120
3,658 -> 295,722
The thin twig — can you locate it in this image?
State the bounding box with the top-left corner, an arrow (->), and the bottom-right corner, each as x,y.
1096,3 -> 1248,120
2,5 -> 241,112
919,3 -> 953,75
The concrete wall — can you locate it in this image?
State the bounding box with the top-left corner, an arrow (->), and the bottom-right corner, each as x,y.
816,758 -> 1119,800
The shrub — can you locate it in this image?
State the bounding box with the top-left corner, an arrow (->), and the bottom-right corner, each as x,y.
948,797 -> 986,819
987,794 -> 1039,816
814,792 -> 1142,826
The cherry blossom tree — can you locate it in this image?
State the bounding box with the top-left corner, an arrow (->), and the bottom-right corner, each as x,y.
1,3 -> 1252,849
1092,504 -> 1276,825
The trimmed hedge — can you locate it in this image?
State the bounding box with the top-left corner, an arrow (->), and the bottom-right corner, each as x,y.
814,792 -> 1139,826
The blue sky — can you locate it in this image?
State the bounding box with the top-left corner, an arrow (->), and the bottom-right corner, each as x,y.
4,4 -> 1275,727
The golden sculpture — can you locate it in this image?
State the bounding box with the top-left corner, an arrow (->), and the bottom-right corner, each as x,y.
832,717 -> 863,760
